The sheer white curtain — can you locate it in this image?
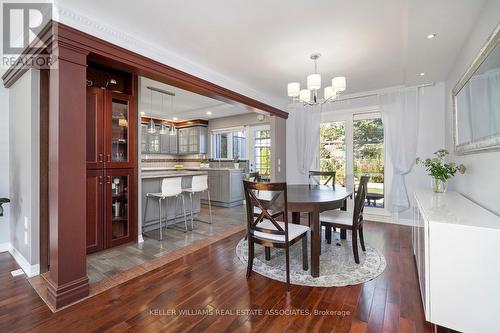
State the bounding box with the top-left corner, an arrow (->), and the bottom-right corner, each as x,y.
288,103 -> 321,180
380,88 -> 419,212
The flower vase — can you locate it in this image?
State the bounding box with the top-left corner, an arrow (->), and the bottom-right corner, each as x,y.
432,178 -> 447,193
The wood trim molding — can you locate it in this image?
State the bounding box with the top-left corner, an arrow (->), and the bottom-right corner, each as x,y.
2,21 -> 288,119
140,117 -> 208,127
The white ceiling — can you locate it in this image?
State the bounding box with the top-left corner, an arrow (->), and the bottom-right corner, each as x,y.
58,0 -> 487,102
139,77 -> 248,121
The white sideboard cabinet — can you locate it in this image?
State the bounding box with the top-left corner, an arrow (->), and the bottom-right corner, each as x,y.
413,189 -> 500,333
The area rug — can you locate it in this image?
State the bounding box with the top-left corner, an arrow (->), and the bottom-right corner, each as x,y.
235,231 -> 386,287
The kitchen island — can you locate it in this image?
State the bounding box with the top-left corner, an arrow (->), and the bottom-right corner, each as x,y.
143,167 -> 245,207
141,170 -> 208,232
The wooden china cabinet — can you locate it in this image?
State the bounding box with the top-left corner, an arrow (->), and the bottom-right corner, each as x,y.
86,66 -> 137,254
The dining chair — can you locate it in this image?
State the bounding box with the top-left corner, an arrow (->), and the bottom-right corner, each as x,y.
183,174 -> 213,228
243,180 -> 309,291
246,171 -> 261,182
319,176 -> 370,264
144,177 -> 189,240
309,170 -> 336,188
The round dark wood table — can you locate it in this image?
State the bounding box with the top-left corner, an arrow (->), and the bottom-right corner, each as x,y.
286,184 -> 352,277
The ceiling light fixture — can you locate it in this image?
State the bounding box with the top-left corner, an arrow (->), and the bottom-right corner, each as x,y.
147,90 -> 156,134
159,94 -> 168,135
419,72 -> 425,76
140,112 -> 145,115
287,53 -> 346,106
173,117 -> 178,121
206,111 -> 212,115
427,33 -> 437,39
169,94 -> 177,136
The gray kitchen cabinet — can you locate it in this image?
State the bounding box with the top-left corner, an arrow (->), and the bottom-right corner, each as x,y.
177,126 -> 207,155
200,169 -> 244,207
141,124 -> 204,155
148,126 -> 160,154
141,124 -> 160,154
160,133 -> 170,154
141,124 -> 148,153
169,131 -> 178,154
178,128 -> 189,154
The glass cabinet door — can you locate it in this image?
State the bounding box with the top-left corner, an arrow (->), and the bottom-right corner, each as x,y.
105,92 -> 136,168
105,169 -> 136,247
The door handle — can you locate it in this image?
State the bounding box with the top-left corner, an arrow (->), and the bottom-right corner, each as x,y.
106,176 -> 111,184
98,176 -> 103,185
107,154 -> 111,162
98,154 -> 103,163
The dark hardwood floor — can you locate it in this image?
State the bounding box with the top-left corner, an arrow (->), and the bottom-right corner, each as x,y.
0,222 -> 451,332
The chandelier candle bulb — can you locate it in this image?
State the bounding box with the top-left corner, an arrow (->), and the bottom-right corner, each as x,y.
299,89 -> 311,102
332,76 -> 346,92
307,73 -> 321,90
324,86 -> 335,100
287,82 -> 300,97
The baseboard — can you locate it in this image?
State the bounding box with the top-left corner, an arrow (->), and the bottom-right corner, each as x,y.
8,246 -> 40,277
364,214 -> 413,226
0,242 -> 12,253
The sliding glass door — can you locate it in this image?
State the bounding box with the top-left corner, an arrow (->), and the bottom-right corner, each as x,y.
319,110 -> 387,213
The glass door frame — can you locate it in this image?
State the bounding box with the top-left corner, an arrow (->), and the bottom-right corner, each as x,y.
104,91 -> 137,169
317,106 -> 391,217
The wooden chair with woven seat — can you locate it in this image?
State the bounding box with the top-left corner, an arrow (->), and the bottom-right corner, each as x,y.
319,176 -> 370,264
243,180 -> 309,291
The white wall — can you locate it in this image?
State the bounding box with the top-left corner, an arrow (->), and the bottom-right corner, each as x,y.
8,69 -> 40,266
0,69 -> 10,248
445,0 -> 500,216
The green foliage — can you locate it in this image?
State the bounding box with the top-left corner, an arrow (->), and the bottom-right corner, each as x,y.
416,149 -> 466,181
319,119 -> 385,185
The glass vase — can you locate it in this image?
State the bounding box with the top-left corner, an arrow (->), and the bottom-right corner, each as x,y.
432,178 -> 447,193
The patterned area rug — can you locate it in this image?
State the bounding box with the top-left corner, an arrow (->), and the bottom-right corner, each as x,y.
235,231 -> 386,287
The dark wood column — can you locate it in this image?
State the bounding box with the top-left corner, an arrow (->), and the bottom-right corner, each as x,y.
46,41 -> 90,309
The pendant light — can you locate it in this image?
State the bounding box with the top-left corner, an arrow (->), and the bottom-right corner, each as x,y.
147,89 -> 156,134
169,94 -> 177,136
159,94 -> 168,134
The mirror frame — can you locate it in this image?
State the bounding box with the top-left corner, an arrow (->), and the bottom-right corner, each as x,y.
452,23 -> 500,155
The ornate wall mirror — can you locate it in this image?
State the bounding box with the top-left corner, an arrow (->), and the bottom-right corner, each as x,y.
453,23 -> 500,154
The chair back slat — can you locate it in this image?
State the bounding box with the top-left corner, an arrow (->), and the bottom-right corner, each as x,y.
243,180 -> 289,241
246,172 -> 261,182
352,176 -> 370,227
309,170 -> 336,188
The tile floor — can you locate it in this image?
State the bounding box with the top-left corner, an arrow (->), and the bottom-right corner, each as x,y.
86,204 -> 247,284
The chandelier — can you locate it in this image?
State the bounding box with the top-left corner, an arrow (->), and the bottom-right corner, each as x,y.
287,53 -> 346,105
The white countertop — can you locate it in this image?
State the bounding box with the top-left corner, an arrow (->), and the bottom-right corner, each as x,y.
414,189 -> 500,229
141,167 -> 244,172
141,170 -> 208,179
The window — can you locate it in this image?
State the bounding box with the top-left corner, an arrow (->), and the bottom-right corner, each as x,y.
320,121 -> 346,186
211,128 -> 246,160
353,117 -> 384,208
254,129 -> 271,177
320,111 -> 386,210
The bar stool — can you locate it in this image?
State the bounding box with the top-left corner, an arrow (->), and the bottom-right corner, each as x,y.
143,177 -> 188,241
183,174 -> 213,228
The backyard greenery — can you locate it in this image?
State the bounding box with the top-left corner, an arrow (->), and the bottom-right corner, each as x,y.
320,118 -> 385,184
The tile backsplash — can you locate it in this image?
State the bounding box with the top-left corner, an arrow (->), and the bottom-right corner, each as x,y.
141,154 -> 249,172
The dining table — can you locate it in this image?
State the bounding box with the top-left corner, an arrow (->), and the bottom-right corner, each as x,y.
283,184 -> 352,278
